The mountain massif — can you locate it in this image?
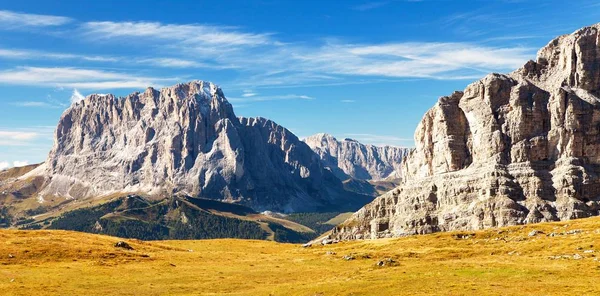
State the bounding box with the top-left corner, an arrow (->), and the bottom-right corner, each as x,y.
303,133 -> 410,181
330,23 -> 600,240
22,81 -> 370,213
0,81 -> 377,241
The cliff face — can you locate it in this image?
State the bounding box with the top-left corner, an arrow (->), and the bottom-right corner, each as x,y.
304,133 -> 411,181
331,24 -> 600,240
40,81 -> 370,213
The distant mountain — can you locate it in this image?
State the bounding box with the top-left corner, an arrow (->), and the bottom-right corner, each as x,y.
330,23 -> 600,241
303,133 -> 411,181
0,81 -> 373,240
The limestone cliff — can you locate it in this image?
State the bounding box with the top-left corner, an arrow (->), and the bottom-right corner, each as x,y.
303,133 -> 410,181
331,23 -> 600,240
34,81 -> 370,213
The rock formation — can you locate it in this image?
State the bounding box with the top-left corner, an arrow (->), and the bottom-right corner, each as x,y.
303,133 -> 410,181
31,81 -> 371,213
331,23 -> 600,240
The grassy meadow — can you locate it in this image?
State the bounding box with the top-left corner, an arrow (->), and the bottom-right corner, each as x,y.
2,216 -> 600,295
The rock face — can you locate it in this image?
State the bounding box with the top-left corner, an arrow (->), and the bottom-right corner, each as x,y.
331,24 -> 600,240
303,133 -> 410,181
40,81 -> 370,213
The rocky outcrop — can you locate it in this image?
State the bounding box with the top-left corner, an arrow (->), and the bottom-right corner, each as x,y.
331,23 -> 600,240
36,81 -> 371,213
303,133 -> 410,181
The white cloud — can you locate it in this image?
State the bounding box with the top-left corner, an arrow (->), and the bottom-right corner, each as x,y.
0,160 -> 30,170
351,1 -> 391,11
0,10 -> 72,28
0,66 -> 177,89
0,48 -> 119,62
0,131 -> 38,140
242,92 -> 258,97
0,14 -> 535,88
81,21 -> 273,47
13,160 -> 28,167
0,126 -> 54,146
292,42 -> 532,80
70,89 -> 85,103
14,101 -> 54,108
341,100 -> 355,103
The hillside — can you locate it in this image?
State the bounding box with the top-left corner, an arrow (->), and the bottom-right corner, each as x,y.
2,216 -> 600,295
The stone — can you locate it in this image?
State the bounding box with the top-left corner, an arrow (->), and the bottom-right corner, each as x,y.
330,23 -> 600,241
376,258 -> 396,266
343,255 -> 355,261
304,133 -> 410,181
573,254 -> 583,260
7,254 -> 14,258
114,241 -> 133,250
301,243 -> 312,248
528,230 -> 542,237
20,81 -> 371,214
321,239 -> 333,245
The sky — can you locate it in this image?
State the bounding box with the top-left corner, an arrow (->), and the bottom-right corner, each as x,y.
0,0 -> 599,169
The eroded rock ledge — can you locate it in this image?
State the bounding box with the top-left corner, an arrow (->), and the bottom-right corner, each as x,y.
332,23 -> 600,240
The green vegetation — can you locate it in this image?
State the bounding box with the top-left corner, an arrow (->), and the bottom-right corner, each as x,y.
169,211 -> 265,240
268,222 -> 315,243
43,196 -> 309,242
48,199 -> 122,232
25,206 -> 48,216
284,212 -> 342,235
0,207 -> 11,227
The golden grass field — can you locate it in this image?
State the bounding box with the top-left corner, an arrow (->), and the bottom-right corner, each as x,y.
2,216 -> 600,296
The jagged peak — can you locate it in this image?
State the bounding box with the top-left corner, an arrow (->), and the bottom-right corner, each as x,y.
74,80 -> 225,108
304,133 -> 337,142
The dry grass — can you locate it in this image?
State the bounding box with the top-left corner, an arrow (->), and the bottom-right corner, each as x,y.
2,217 -> 600,295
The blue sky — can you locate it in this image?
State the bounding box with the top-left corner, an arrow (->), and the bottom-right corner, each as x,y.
0,0 -> 599,169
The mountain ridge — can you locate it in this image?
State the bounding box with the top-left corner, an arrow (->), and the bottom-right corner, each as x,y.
0,81 -> 373,233
303,133 -> 411,181
329,23 -> 600,240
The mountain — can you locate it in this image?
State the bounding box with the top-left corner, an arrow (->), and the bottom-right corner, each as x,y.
0,81 -> 373,236
303,133 -> 411,181
330,23 -> 600,240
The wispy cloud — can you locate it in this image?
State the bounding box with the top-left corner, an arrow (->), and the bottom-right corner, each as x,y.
70,89 -> 85,103
352,1 -> 391,11
228,94 -> 315,103
13,101 -> 59,108
0,126 -> 54,147
0,10 -> 72,28
341,99 -> 356,103
74,18 -> 534,86
0,130 -> 38,140
11,93 -> 68,109
0,160 -> 30,170
0,129 -> 42,146
81,21 -> 273,47
0,48 -> 118,62
0,10 -> 536,89
0,66 -> 177,89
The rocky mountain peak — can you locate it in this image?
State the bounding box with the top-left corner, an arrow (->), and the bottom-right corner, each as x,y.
330,23 -> 600,240
304,133 -> 411,181
36,81 -> 370,213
